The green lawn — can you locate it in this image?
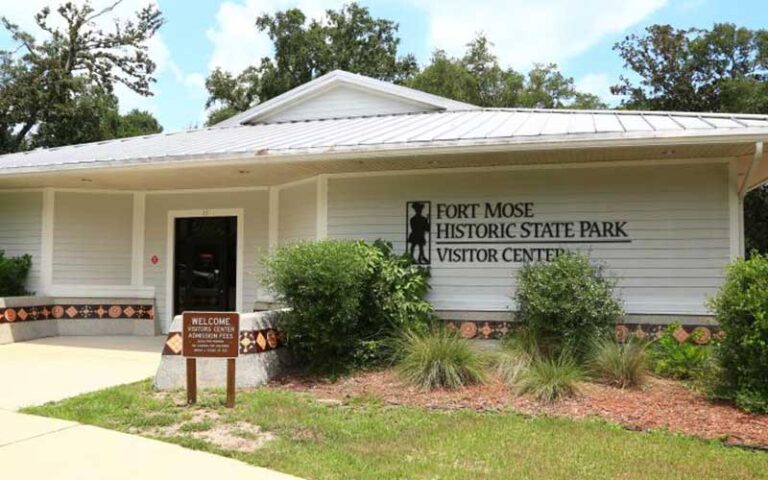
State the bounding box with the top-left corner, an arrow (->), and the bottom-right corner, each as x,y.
22,379 -> 768,480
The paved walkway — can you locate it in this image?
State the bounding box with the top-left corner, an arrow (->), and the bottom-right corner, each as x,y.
0,336 -> 300,480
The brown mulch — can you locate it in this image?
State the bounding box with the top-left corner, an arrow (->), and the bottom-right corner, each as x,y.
269,370 -> 768,449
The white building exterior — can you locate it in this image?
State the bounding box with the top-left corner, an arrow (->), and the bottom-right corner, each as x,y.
1,70 -> 767,339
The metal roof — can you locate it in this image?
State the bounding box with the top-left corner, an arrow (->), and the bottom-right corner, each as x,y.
2,108 -> 768,175
215,70 -> 478,127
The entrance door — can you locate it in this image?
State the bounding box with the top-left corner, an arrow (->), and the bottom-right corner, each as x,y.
173,216 -> 237,315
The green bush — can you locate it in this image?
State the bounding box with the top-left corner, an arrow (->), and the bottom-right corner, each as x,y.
514,251 -> 623,359
708,253 -> 768,413
517,354 -> 584,402
649,323 -> 712,380
395,328 -> 487,390
0,251 -> 32,296
263,240 -> 433,371
589,334 -> 649,388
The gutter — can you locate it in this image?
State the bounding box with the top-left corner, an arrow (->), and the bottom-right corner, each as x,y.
739,141 -> 764,198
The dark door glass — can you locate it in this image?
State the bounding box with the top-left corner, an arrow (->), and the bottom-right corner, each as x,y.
174,216 -> 237,315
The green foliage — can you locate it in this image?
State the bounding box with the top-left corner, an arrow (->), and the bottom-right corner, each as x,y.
0,1 -> 164,152
514,251 -> 624,359
263,239 -> 433,370
745,185 -> 768,257
588,335 -> 649,388
0,250 -> 32,296
395,328 -> 487,390
517,354 -> 584,402
116,109 -> 163,138
708,254 -> 768,413
612,23 -> 768,113
649,324 -> 712,380
204,2 -> 417,125
407,35 -> 606,109
365,239 -> 434,331
31,90 -> 162,148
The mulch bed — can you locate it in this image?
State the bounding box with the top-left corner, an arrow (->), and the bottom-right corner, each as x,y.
269,370 -> 768,449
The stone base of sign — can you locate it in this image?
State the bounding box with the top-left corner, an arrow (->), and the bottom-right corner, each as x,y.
154,310 -> 289,390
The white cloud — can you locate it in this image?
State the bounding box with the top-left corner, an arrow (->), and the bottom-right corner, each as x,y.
412,0 -> 667,69
575,72 -> 616,105
206,0 -> 341,73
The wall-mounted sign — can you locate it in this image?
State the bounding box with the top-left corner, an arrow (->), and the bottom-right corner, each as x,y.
405,201 -> 631,265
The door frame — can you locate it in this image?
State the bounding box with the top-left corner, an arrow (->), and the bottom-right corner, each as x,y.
166,209 -> 244,330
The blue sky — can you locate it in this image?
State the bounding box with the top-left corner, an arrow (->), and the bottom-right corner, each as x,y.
1,0 -> 767,132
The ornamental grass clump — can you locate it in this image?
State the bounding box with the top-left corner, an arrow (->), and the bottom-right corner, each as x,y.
517,354 -> 584,403
396,328 -> 487,390
588,335 -> 649,388
494,328 -> 537,387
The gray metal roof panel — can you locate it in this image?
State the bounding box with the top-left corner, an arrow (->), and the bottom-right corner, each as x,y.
2,109 -> 768,174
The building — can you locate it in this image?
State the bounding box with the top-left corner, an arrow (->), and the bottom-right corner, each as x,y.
1,70 -> 767,342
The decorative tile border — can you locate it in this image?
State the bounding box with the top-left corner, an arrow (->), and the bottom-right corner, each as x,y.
0,304 -> 154,324
445,320 -> 721,345
162,328 -> 284,356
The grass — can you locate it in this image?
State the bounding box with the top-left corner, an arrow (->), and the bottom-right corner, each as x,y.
395,328 -> 487,389
22,379 -> 768,480
589,335 -> 649,388
516,355 -> 584,402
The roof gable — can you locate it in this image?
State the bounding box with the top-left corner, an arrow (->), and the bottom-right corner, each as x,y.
215,70 -> 477,126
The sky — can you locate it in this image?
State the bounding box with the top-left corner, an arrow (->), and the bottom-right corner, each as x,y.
1,0 -> 766,132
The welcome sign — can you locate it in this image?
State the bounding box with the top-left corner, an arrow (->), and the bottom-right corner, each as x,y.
405,201 -> 631,264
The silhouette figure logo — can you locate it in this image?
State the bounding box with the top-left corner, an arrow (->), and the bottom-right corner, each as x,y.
406,201 -> 431,264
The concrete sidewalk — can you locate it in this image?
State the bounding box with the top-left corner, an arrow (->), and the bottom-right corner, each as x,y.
0,411 -> 300,479
0,337 -> 301,480
0,335 -> 165,410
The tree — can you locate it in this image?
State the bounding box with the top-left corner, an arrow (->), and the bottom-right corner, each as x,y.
612,23 -> 768,112
204,2 -> 417,125
612,23 -> 768,255
30,88 -> 162,148
0,1 -> 164,152
117,108 -> 162,138
408,36 -> 605,109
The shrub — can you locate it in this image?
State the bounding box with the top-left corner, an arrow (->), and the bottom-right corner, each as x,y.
588,334 -> 649,388
395,328 -> 487,390
514,251 -> 623,359
0,251 -> 32,296
263,240 -> 433,371
365,240 -> 434,333
708,253 -> 768,413
649,323 -> 711,380
517,354 -> 584,402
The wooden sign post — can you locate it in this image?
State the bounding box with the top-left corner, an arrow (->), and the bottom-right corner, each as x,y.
182,311 -> 240,408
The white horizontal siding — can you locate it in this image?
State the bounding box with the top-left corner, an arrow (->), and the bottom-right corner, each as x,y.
0,192 -> 42,293
143,190 -> 269,331
53,192 -> 133,285
327,162 -> 731,315
262,84 -> 438,123
278,181 -> 317,245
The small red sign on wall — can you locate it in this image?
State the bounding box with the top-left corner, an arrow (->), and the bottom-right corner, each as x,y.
150,255 -> 159,265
